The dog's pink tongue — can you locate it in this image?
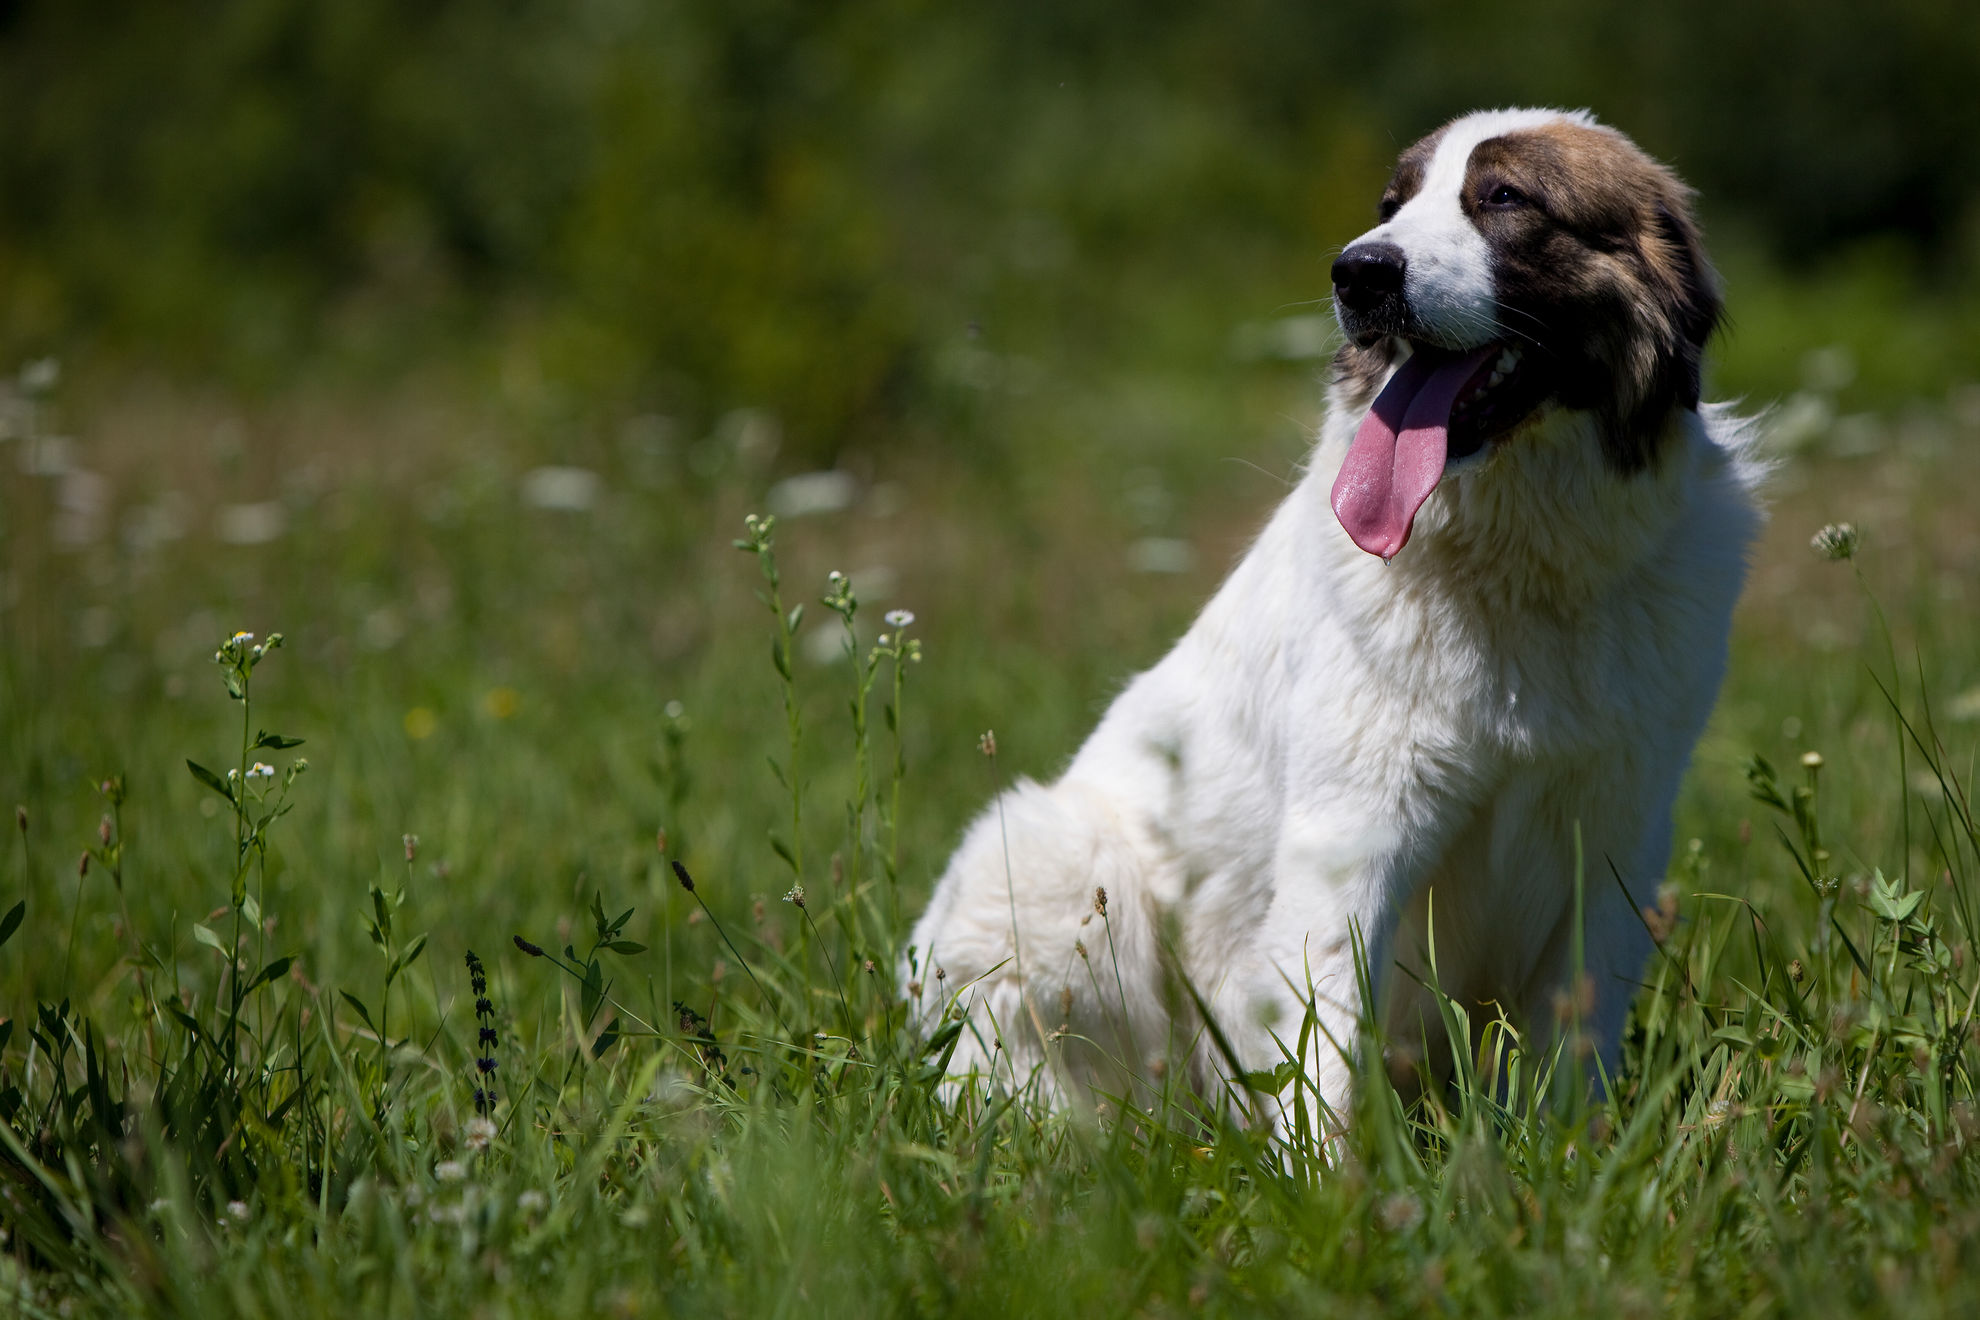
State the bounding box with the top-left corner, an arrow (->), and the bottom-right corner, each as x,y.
1331,345 -> 1497,559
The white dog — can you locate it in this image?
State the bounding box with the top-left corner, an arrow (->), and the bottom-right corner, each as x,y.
907,108 -> 1763,1126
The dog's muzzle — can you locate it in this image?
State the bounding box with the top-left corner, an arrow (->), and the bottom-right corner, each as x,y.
1331,242 -> 1408,338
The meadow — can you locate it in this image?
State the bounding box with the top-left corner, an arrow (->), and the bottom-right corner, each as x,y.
5,214 -> 1980,1315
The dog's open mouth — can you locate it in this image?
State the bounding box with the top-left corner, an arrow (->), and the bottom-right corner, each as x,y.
1331,339 -> 1547,559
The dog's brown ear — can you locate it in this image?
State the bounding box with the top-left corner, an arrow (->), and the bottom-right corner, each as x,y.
1646,196 -> 1722,411
1602,183 -> 1722,471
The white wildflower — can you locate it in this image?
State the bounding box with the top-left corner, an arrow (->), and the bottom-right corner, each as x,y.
20,358 -> 60,394
884,609 -> 915,628
766,470 -> 856,519
247,762 -> 276,780
226,1200 -> 250,1223
1810,522 -> 1859,561
463,1117 -> 496,1152
517,1189 -> 548,1214
520,465 -> 601,512
435,1160 -> 467,1183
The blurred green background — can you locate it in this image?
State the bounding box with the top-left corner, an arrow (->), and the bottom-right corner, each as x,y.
5,0 -> 1980,419
4,0 -> 1980,1005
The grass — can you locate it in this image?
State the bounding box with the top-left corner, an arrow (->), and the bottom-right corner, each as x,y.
6,303 -> 1980,1318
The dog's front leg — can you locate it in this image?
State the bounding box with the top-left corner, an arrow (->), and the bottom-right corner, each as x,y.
1223,807 -> 1428,1134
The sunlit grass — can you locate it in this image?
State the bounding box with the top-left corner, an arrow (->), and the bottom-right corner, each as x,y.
6,326 -> 1980,1316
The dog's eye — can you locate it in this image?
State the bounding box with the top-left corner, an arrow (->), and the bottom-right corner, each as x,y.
1482,184 -> 1528,209
1377,197 -> 1401,222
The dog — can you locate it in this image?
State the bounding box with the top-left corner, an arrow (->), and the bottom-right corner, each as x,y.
906,108 -> 1764,1128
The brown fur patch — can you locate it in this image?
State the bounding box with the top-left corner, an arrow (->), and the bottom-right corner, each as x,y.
1460,121 -> 1722,471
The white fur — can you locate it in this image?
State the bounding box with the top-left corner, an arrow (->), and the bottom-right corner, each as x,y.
905,110 -> 1764,1134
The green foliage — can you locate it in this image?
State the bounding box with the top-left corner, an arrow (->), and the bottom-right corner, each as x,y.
7,434 -> 1980,1313
3,2 -> 1977,444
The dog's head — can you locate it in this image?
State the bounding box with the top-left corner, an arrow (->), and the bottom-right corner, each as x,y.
1328,108 -> 1721,559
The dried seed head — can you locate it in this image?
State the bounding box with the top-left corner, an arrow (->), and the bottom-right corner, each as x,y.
77,850 -> 89,878
404,833 -> 418,862
863,959 -> 876,974
977,730 -> 997,758
1789,959 -> 1805,983
1376,1192 -> 1424,1233
99,814 -> 112,846
512,935 -> 545,957
935,966 -> 946,981
1093,887 -> 1108,917
1075,939 -> 1088,960
784,885 -> 805,909
655,827 -> 668,856
907,980 -> 922,998
1642,888 -> 1680,946
1058,985 -> 1073,1023
671,859 -> 695,892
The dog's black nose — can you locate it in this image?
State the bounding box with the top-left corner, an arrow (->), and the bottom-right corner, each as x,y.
1331,243 -> 1407,313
